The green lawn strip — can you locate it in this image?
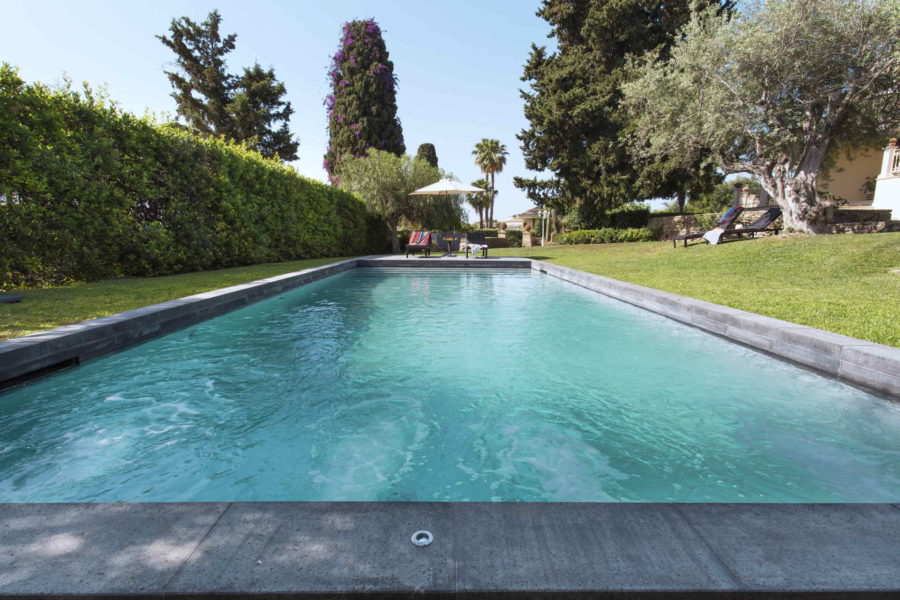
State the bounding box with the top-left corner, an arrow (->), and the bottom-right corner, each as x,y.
491,233 -> 900,347
0,257 -> 351,341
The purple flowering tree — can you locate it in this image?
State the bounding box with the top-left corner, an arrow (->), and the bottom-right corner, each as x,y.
323,19 -> 405,182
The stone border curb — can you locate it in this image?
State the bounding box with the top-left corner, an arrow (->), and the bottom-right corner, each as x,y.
531,260 -> 900,398
1,502 -> 899,597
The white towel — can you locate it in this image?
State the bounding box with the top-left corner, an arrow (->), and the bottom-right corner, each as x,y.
702,228 -> 725,245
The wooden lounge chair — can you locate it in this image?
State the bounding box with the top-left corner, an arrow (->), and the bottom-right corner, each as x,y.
721,207 -> 782,239
405,231 -> 432,257
672,206 -> 744,248
465,232 -> 489,258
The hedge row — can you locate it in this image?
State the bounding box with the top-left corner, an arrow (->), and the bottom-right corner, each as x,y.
0,64 -> 388,287
556,227 -> 657,245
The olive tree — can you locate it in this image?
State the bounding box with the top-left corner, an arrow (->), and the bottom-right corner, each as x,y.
623,0 -> 900,232
339,149 -> 454,252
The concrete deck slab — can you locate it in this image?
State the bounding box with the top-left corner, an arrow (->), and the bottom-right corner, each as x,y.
677,504 -> 900,591
453,503 -> 736,593
2,503 -> 900,597
167,502 -> 456,595
0,502 -> 227,596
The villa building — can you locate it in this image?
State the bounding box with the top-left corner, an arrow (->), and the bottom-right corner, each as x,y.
819,137 -> 900,213
503,206 -> 541,229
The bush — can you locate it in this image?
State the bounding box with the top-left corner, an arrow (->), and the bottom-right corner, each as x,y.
556,227 -> 657,245
504,230 -> 523,248
0,65 -> 388,287
484,237 -> 509,248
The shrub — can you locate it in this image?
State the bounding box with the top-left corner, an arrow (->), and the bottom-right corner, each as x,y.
0,64 -> 388,287
556,227 -> 657,245
485,236 -> 509,248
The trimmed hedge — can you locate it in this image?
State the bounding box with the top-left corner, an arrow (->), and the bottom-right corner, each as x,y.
606,204 -> 651,229
0,64 -> 387,287
556,227 -> 657,245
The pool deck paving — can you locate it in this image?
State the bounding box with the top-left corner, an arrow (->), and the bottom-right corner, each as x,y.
2,255 -> 900,597
2,502 -> 900,597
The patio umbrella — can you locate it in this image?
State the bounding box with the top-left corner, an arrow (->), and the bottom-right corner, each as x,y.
409,179 -> 485,256
409,178 -> 484,195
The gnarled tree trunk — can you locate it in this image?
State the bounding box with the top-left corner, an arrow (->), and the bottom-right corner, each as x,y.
752,144 -> 833,233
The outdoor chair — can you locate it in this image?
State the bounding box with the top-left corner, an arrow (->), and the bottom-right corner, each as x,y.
405,231 -> 432,258
721,207 -> 782,239
465,232 -> 489,258
672,206 -> 744,248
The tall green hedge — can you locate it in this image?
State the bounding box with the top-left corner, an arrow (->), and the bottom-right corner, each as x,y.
556,228 -> 657,245
0,64 -> 387,287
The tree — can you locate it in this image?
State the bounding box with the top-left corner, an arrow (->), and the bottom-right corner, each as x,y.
324,19 -> 405,181
472,138 -> 508,227
517,0 -> 733,226
158,10 -> 234,137
338,150 -> 441,253
416,143 -> 439,168
229,64 -> 299,160
469,178 -> 493,228
623,0 -> 900,232
158,10 -> 298,160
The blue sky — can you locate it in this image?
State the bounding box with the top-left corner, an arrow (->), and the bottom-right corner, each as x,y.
2,0 -> 557,222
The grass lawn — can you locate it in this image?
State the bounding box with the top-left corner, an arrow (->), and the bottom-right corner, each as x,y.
491,232 -> 900,347
2,234 -> 899,347
0,257 -> 349,341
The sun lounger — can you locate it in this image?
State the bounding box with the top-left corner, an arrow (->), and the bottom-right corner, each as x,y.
722,207 -> 782,238
673,206 -> 744,248
465,232 -> 489,258
405,231 -> 432,257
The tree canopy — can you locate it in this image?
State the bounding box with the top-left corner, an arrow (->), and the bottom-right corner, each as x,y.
517,0 -> 733,226
324,19 -> 405,182
158,10 -> 298,161
338,150 -> 459,252
623,0 -> 900,232
415,143 -> 439,168
472,138 -> 508,227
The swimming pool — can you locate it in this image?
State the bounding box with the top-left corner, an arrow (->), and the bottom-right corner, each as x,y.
1,267 -> 898,503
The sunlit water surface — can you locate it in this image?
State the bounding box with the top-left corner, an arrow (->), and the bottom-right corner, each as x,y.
2,268 -> 899,502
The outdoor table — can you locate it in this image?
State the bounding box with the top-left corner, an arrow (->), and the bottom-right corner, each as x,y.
443,234 -> 461,257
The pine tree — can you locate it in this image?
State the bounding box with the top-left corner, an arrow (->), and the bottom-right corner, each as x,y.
159,10 -> 298,161
517,0 -> 733,226
229,64 -> 299,160
324,19 -> 405,181
415,143 -> 438,168
158,10 -> 234,137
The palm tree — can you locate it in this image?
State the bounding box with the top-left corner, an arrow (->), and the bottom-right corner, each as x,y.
469,178 -> 492,228
472,139 -> 508,227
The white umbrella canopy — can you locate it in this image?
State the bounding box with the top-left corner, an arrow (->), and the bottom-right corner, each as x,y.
410,178 -> 484,195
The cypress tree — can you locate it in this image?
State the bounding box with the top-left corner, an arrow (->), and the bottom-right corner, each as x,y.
415,143 -> 438,168
324,19 -> 405,181
158,10 -> 234,137
229,64 -> 299,160
159,10 -> 298,161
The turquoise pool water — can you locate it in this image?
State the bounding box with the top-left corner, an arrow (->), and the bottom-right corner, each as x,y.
1,268 -> 899,502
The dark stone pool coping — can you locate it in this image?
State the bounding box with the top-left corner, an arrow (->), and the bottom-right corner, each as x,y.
1,502 -> 899,597
2,256 -> 900,597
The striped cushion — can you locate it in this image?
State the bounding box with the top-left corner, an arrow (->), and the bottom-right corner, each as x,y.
408,231 -> 431,245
